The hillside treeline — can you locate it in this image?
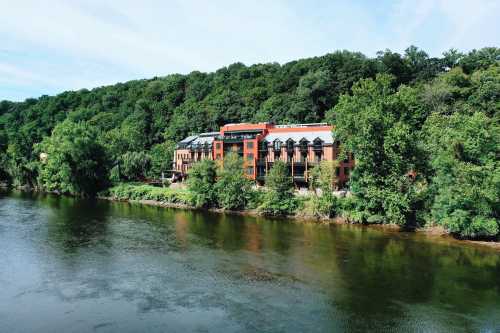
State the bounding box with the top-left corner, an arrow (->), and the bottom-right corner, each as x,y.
0,46 -> 498,238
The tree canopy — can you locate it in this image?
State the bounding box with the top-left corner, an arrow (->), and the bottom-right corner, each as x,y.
0,46 -> 498,239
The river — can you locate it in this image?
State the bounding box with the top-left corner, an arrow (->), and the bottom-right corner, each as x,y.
0,191 -> 499,332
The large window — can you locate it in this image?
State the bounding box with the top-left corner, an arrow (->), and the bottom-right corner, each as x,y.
246,141 -> 254,149
247,153 -> 254,160
216,143 -> 221,149
246,166 -> 254,175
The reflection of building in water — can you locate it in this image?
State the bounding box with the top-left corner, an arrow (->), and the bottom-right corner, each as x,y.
174,122 -> 354,188
244,222 -> 262,254
174,213 -> 190,248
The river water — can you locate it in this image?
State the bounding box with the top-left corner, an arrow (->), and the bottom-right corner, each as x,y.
0,191 -> 499,332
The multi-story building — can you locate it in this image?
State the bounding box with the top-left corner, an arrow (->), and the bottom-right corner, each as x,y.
173,123 -> 354,188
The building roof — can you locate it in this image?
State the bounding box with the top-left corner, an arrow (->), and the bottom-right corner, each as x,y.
192,132 -> 218,145
263,130 -> 334,144
179,135 -> 198,144
179,132 -> 218,148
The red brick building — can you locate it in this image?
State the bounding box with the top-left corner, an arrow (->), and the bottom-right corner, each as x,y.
174,123 -> 354,188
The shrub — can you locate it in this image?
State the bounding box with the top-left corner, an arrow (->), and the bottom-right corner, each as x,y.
214,153 -> 253,210
105,183 -> 190,205
259,161 -> 298,216
187,159 -> 217,208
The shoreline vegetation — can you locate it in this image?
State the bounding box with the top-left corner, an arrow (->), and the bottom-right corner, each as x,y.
98,182 -> 500,249
0,46 -> 498,243
3,182 -> 499,249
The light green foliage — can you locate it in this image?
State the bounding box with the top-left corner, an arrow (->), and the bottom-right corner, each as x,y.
260,161 -> 298,215
327,74 -> 427,225
424,112 -> 499,238
214,153 -> 253,210
106,183 -> 192,204
36,120 -> 108,195
309,160 -> 339,217
187,159 -> 217,208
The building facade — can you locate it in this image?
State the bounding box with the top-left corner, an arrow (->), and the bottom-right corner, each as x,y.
174,123 -> 354,188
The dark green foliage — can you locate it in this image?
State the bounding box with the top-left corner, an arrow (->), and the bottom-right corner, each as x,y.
260,161 -> 298,215
214,153 -> 253,210
149,141 -> 176,178
187,159 -> 217,208
112,151 -> 151,182
0,46 -> 498,239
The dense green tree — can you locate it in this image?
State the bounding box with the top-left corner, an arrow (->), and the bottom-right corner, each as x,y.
111,151 -> 151,182
36,120 -> 108,195
214,153 -> 253,210
260,161 -> 298,215
309,160 -> 339,217
149,141 -> 176,178
327,74 -> 428,226
186,159 -> 217,208
424,112 -> 499,238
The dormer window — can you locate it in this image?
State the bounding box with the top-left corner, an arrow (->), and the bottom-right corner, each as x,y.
286,139 -> 295,152
313,138 -> 323,151
273,140 -> 282,151
299,138 -> 309,152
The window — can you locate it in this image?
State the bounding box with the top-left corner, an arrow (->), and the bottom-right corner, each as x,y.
246,166 -> 254,175
314,151 -> 322,162
247,153 -> 254,160
345,168 -> 350,176
336,167 -> 340,176
216,154 -> 221,160
216,143 -> 221,149
301,152 -> 307,163
246,141 -> 254,149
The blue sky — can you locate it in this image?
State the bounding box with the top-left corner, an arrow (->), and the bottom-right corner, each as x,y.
1,0 -> 499,101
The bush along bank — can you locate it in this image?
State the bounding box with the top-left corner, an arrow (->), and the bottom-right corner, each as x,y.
102,154 -> 499,244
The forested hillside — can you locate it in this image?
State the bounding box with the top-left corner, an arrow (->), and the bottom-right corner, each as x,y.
0,46 -> 498,238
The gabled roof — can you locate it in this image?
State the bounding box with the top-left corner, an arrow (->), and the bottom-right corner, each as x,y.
264,130 -> 333,144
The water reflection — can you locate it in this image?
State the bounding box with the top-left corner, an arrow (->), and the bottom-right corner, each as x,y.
0,192 -> 499,333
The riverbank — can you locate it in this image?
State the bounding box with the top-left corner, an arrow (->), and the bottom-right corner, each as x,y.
3,184 -> 498,250
99,184 -> 500,250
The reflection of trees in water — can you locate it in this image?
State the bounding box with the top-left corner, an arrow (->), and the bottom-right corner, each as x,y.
324,225 -> 500,331
44,195 -> 111,252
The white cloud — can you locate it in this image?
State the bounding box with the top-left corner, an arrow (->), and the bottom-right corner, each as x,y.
0,0 -> 498,100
